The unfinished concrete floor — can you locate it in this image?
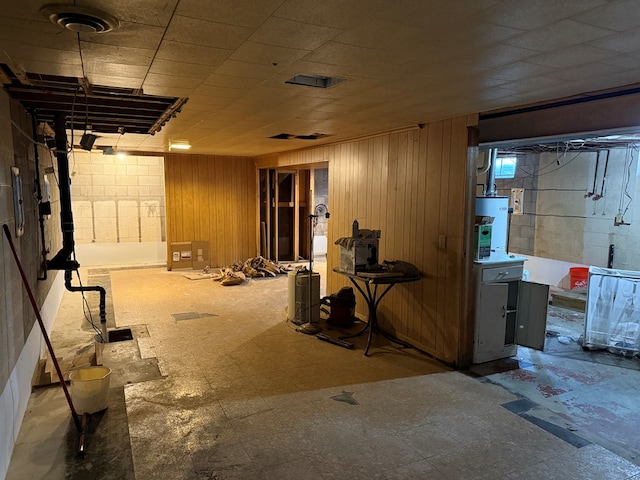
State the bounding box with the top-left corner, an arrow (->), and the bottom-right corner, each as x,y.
6,262 -> 640,480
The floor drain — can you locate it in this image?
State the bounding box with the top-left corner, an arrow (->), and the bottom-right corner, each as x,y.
108,328 -> 133,342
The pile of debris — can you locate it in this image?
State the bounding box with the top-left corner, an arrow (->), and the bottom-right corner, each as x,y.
213,256 -> 294,286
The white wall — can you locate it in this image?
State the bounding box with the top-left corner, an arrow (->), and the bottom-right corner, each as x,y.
535,148 -> 640,270
74,241 -> 167,266
0,272 -> 64,480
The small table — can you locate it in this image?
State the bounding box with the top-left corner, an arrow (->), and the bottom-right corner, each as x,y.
333,268 -> 421,356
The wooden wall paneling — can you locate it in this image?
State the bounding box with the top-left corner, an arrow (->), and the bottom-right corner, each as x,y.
181,155 -> 196,241
444,116 -> 470,364
391,131 -> 409,337
206,157 -> 218,266
422,121 -> 444,353
410,127 -> 429,344
404,130 -> 421,340
435,120 -> 453,358
195,155 -> 207,242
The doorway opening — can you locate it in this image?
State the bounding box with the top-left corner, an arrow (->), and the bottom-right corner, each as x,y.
259,167 -> 329,264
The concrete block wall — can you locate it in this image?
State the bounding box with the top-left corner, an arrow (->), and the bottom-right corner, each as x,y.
70,152 -> 165,244
68,152 -> 167,266
488,147 -> 640,273
0,91 -> 64,480
494,153 -> 539,256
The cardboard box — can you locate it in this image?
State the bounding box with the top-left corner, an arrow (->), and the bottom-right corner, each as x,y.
339,238 -> 379,274
191,241 -> 210,270
474,224 -> 492,260
169,242 -> 193,270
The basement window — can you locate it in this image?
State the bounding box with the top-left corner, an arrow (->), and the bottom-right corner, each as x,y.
285,74 -> 343,89
495,156 -> 517,179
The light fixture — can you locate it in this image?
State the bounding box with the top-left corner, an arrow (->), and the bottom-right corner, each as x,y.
169,142 -> 191,151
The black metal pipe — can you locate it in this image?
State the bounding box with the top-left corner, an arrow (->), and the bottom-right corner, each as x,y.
46,111 -> 108,337
47,111 -> 79,271
64,270 -> 107,325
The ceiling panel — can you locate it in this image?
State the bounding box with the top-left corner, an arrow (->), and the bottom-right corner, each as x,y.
2,0 -> 640,156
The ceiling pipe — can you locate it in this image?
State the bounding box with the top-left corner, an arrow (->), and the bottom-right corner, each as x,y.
484,148 -> 498,196
477,150 -> 491,175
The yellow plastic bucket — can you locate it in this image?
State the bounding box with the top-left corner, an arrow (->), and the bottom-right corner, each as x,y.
69,366 -> 111,414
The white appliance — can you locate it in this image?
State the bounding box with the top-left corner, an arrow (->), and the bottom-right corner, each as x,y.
584,266 -> 640,354
287,271 -> 320,325
476,196 -> 509,256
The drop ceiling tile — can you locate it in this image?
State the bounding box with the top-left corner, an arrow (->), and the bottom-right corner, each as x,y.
155,41 -> 232,67
0,17 -> 76,49
574,0 -> 640,32
463,44 -> 537,69
485,61 -> 554,81
525,44 -> 613,68
148,60 -> 216,79
214,59 -> 279,80
548,62 -> 629,82
143,73 -> 202,89
504,19 -> 615,52
365,0 -> 500,30
13,60 -> 83,78
164,15 -> 253,49
497,75 -> 566,93
88,74 -> 145,89
248,17 -> 342,50
588,27 -> 640,53
137,85 -> 194,98
191,84 -> 244,99
202,73 -> 263,89
275,0 -> 370,28
83,63 -> 148,78
80,42 -> 155,66
0,40 -> 80,66
175,0 -> 282,27
79,23 -> 165,50
600,52 -> 640,69
230,42 -> 309,66
81,0 -> 179,26
481,0 -> 608,31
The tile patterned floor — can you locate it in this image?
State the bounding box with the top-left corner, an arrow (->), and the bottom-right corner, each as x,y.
6,265 -> 640,479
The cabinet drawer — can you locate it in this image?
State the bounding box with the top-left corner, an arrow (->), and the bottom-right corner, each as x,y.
482,265 -> 523,282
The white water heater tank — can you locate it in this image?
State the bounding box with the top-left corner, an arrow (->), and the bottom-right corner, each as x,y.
476,196 -> 509,255
287,271 -> 320,325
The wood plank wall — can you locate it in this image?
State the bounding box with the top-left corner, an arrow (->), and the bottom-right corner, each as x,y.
256,115 -> 477,366
164,153 -> 258,267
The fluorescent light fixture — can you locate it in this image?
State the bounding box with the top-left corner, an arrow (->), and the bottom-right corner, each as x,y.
169,142 -> 191,151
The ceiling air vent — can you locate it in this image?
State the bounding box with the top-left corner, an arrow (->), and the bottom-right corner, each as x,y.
269,133 -> 294,139
295,133 -> 332,140
285,74 -> 343,89
41,4 -> 119,33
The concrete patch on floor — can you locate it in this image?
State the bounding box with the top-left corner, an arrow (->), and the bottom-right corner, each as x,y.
171,312 -> 219,321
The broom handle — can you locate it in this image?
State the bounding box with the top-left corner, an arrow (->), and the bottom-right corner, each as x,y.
2,224 -> 82,432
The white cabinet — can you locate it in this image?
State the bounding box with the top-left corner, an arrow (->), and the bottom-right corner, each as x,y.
473,257 -> 549,363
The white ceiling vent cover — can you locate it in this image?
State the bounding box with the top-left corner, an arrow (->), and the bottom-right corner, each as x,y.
41,4 -> 119,33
